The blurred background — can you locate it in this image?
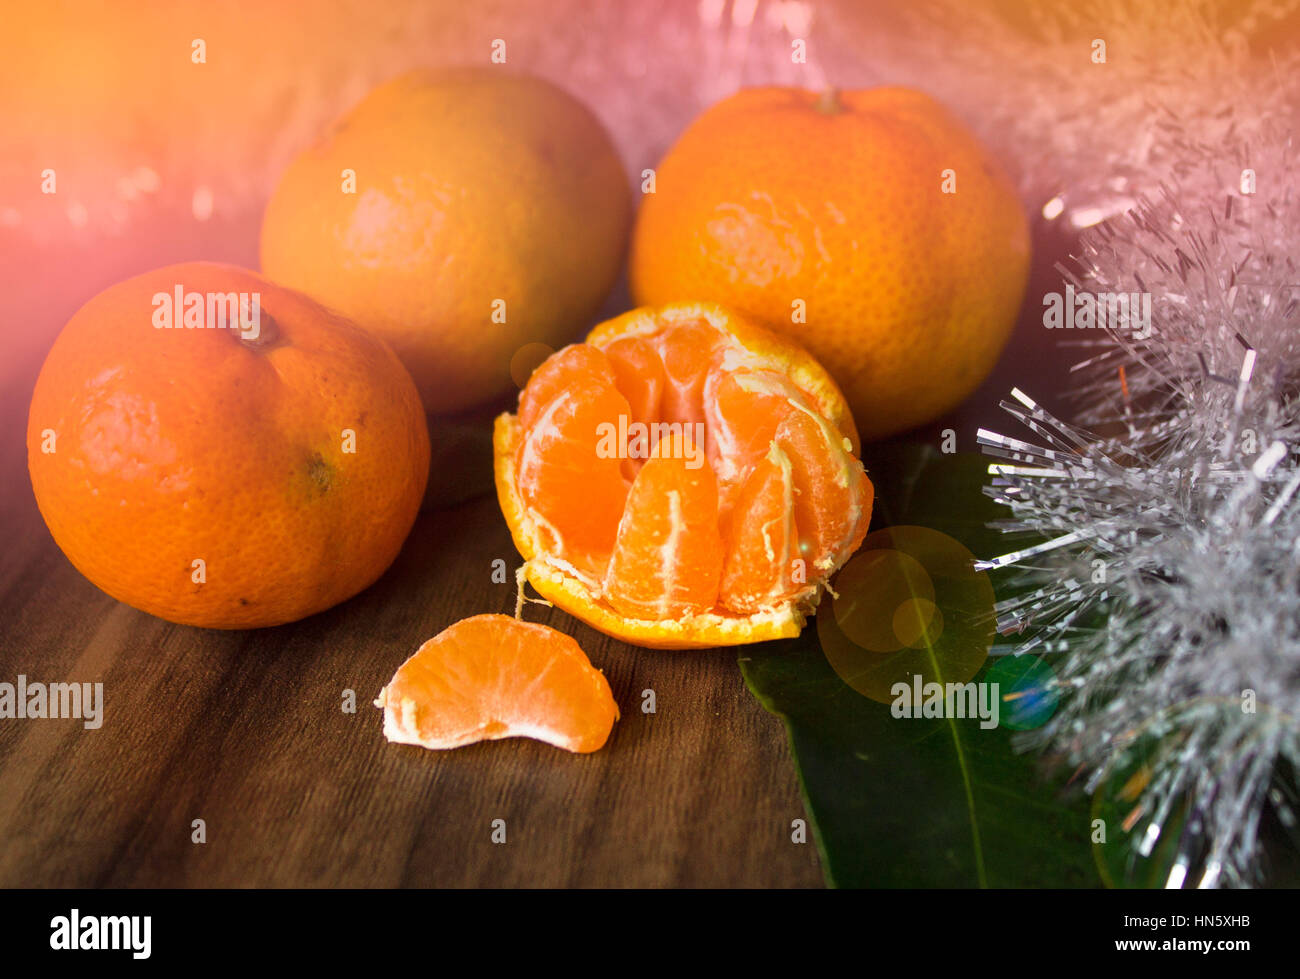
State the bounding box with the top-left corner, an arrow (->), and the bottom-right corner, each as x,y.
4,0 -> 1298,439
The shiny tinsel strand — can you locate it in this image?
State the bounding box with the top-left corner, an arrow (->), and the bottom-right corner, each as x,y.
980,130 -> 1300,886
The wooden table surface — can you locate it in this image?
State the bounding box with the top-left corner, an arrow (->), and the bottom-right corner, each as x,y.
0,362 -> 824,887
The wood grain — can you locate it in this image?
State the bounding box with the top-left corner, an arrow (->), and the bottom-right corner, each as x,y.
0,366 -> 823,887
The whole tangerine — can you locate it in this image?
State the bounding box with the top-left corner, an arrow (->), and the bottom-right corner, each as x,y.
27,262 -> 430,628
261,68 -> 632,415
631,86 -> 1030,440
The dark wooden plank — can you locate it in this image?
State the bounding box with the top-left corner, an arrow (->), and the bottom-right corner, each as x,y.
0,390 -> 822,885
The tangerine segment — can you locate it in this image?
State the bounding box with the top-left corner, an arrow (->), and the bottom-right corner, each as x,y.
603,456 -> 725,619
776,406 -> 873,572
719,443 -> 799,613
602,336 -> 665,428
376,614 -> 618,753
655,320 -> 724,426
515,380 -> 631,574
703,369 -> 808,496
517,344 -> 616,430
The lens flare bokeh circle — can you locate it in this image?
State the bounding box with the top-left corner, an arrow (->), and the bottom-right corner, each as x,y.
818,525 -> 996,705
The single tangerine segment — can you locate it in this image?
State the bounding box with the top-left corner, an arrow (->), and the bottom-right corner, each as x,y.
376,614 -> 618,754
515,380 -> 631,576
603,455 -> 725,619
602,335 -> 665,429
494,301 -> 873,649
705,368 -> 810,509
517,344 -> 615,430
657,321 -> 724,426
720,443 -> 799,613
775,406 -> 872,573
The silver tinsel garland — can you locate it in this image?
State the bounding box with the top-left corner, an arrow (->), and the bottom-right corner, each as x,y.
977,130 -> 1300,886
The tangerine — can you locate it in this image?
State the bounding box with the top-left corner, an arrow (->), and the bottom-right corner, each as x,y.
630,86 -> 1030,440
261,68 -> 632,415
26,262 -> 430,629
495,301 -> 873,649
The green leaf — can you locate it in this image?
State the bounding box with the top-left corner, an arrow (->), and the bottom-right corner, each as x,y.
740,443 -> 1101,888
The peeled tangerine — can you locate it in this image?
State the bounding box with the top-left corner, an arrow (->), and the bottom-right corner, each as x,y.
494,302 -> 874,649
376,614 -> 618,754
